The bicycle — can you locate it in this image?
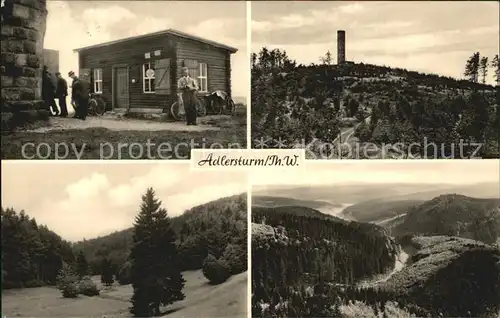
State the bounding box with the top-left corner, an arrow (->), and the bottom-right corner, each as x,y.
170,93 -> 207,121
204,90 -> 236,115
88,94 -> 106,116
71,95 -> 106,117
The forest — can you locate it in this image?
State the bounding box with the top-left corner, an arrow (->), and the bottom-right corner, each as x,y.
251,206 -> 398,317
251,48 -> 500,158
1,193 -> 247,291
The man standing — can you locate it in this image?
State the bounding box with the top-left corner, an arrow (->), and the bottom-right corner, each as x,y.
55,72 -> 68,117
68,71 -> 89,120
42,66 -> 58,115
177,67 -> 199,125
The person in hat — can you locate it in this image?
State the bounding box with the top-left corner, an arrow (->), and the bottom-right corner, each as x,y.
42,66 -> 58,115
55,72 -> 68,117
177,67 -> 199,125
68,70 -> 89,120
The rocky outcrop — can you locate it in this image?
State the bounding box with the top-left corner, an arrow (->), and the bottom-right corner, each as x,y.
1,0 -> 49,131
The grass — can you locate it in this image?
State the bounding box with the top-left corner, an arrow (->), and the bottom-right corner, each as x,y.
1,106 -> 246,160
1,270 -> 247,317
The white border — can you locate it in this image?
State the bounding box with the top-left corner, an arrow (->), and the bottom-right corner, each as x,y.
246,0 -> 252,151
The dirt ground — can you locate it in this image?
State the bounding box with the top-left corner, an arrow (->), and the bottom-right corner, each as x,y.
1,107 -> 247,159
26,115 -> 221,133
1,270 -> 248,317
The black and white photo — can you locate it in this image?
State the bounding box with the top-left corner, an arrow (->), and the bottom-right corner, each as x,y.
251,160 -> 500,317
251,1 -> 500,159
2,1 -> 248,159
1,162 -> 248,317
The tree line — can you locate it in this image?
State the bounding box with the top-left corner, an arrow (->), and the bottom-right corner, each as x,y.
2,192 -> 247,317
71,193 -> 247,284
1,207 -> 75,289
464,52 -> 500,85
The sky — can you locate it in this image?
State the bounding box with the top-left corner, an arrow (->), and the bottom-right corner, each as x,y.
44,1 -> 248,98
1,162 -> 247,242
251,160 -> 500,186
252,1 -> 500,85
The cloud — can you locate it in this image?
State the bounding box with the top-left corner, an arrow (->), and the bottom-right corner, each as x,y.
10,164 -> 246,242
338,3 -> 365,14
107,165 -> 183,207
251,1 -> 499,84
65,173 -> 110,202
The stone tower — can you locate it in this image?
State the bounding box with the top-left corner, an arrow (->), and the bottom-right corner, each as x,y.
1,0 -> 49,130
337,30 -> 345,64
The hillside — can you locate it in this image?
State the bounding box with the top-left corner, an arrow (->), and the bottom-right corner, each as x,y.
74,194 -> 247,275
390,194 -> 500,244
2,194 -> 247,290
342,199 -> 423,223
251,48 -> 499,159
252,205 -> 399,317
252,195 -> 342,210
378,236 -> 500,317
251,201 -> 500,317
1,270 -> 247,317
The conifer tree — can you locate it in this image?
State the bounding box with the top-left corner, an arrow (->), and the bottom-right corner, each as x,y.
100,258 -> 114,286
76,250 -> 89,279
129,188 -> 185,317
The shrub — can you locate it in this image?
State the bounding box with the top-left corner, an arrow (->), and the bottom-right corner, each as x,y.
77,276 -> 100,296
56,263 -> 79,298
202,254 -> 231,285
61,282 -> 79,298
220,243 -> 247,275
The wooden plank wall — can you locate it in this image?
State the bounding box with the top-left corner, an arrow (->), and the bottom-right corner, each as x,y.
79,35 -> 176,111
175,37 -> 230,96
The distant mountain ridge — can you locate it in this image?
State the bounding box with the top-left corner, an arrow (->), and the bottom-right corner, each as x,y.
252,195 -> 342,210
389,194 -> 500,244
254,182 -> 499,206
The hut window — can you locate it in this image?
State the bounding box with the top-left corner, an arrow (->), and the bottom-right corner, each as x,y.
93,68 -> 103,94
198,63 -> 208,93
143,62 -> 155,93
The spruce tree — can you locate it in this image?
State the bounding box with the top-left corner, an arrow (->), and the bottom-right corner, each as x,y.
100,258 -> 114,286
76,250 -> 89,279
129,188 -> 185,317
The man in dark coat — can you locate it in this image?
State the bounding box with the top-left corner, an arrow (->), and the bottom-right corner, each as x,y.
55,72 -> 68,117
42,66 -> 59,115
68,70 -> 89,120
177,67 -> 199,125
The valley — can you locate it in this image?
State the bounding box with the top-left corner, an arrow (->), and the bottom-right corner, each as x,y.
252,183 -> 500,317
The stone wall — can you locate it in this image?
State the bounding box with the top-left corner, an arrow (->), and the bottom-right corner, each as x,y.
1,0 -> 49,131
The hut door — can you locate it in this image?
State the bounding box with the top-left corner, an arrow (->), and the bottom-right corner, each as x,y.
113,66 -> 129,109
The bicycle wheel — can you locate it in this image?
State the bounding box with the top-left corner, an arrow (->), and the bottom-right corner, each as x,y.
225,97 -> 236,115
170,101 -> 185,121
94,97 -> 106,116
196,99 -> 207,117
88,98 -> 97,116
